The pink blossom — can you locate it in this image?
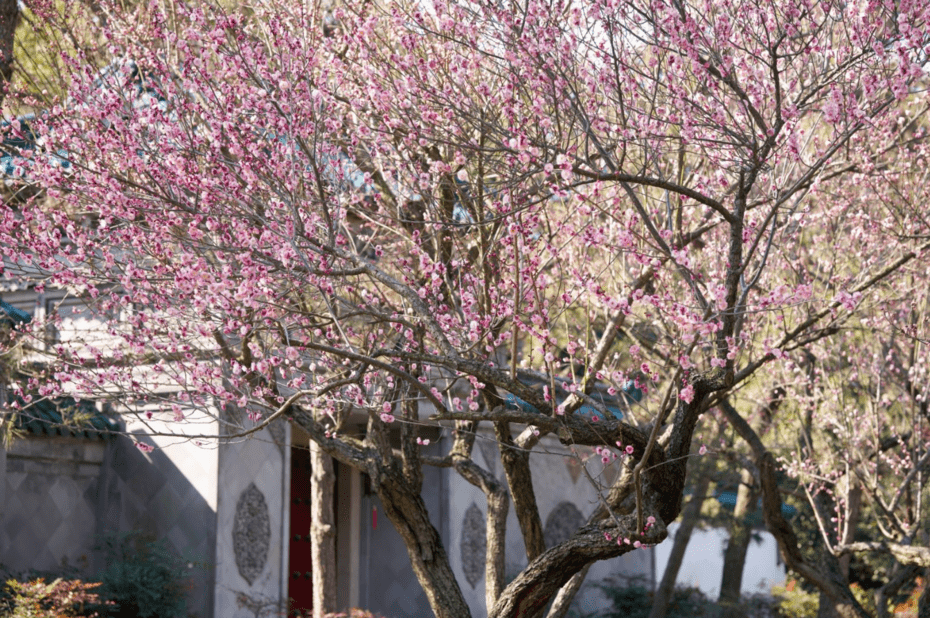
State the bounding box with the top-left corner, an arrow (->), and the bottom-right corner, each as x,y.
0,0 -> 925,601
679,384 -> 695,404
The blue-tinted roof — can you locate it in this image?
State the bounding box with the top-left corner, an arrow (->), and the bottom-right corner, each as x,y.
0,300 -> 31,326
0,108 -> 73,180
502,375 -> 629,420
503,392 -> 625,419
715,491 -> 797,518
6,396 -> 118,440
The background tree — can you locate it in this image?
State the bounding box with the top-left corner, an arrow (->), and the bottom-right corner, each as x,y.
2,1 -> 930,617
0,0 -> 17,104
647,458 -> 713,618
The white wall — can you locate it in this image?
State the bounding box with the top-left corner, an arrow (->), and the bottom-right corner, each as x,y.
116,407 -> 221,618
213,418 -> 289,618
653,523 -> 786,599
448,433 -> 654,617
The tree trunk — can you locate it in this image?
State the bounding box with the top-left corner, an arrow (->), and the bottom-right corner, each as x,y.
310,440 -> 337,618
491,372 -> 726,618
876,564 -> 920,618
489,510 -> 669,618
837,483 -> 861,581
919,568 -> 930,618
494,421 -> 546,561
0,0 -> 16,102
817,591 -> 842,618
545,466 -> 637,618
295,409 -> 471,618
718,467 -> 757,618
826,482 -> 861,618
545,564 -> 592,618
452,455 -> 509,612
717,400 -> 871,618
373,458 -> 472,618
648,473 -> 712,618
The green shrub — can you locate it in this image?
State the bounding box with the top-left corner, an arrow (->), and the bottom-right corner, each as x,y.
592,579 -> 712,618
88,532 -> 188,618
770,580 -> 879,618
588,579 -> 781,618
849,583 -> 877,616
1,577 -> 105,618
0,533 -> 188,618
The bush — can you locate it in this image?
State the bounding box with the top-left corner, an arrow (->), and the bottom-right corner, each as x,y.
87,532 -> 188,618
771,580 -> 877,618
592,579 -> 712,618
0,532 -> 188,618
589,579 -> 781,618
1,577 -> 105,618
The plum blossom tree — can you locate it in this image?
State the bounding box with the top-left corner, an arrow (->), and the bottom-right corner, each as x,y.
710,74 -> 930,613
2,0 -> 930,617
735,280 -> 930,615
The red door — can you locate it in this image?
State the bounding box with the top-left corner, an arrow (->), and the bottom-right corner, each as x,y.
288,446 -> 313,616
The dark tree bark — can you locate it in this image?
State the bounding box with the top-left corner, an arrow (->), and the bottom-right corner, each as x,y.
834,542 -> 930,568
718,399 -> 871,618
370,455 -> 472,618
0,0 -> 17,105
489,509 -> 669,618
310,440 -> 337,618
876,564 -> 920,618
494,420 -> 546,562
545,564 -> 592,618
545,461 -> 639,618
648,473 -> 712,618
718,467 -> 758,618
293,408 -> 472,618
919,569 -> 930,618
488,369 -> 733,618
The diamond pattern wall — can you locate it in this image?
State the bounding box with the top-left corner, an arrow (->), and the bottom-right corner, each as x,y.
1,432 -> 218,618
0,437 -> 104,574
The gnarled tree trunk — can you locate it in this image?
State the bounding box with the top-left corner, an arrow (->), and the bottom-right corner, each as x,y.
488,370 -> 732,618
718,400 -> 871,618
372,457 -> 472,618
310,440 -> 337,618
545,564 -> 592,618
0,0 -> 16,102
919,568 -> 929,618
297,408 -> 471,618
648,472 -> 712,618
718,467 -> 758,618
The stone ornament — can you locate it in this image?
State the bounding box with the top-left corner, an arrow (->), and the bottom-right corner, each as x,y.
233,482 -> 271,585
459,502 -> 486,589
544,501 -> 584,548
